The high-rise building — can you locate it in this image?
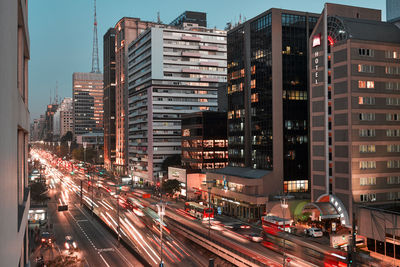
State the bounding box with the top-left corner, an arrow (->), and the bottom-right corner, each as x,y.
103,28 -> 116,171
127,23 -> 227,183
45,103 -> 59,141
387,0 -> 400,23
72,72 -> 103,136
227,8 -> 318,193
0,0 -> 30,265
54,97 -> 73,138
170,11 -> 207,27
181,111 -> 228,171
114,18 -> 158,174
309,3 -> 400,226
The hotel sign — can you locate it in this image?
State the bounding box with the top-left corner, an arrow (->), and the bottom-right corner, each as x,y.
312,34 -> 321,47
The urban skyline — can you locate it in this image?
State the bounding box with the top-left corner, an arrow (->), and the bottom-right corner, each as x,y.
28,0 -> 385,121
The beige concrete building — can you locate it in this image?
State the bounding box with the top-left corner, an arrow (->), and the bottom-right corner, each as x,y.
114,18 -> 158,174
309,3 -> 400,226
0,0 -> 31,265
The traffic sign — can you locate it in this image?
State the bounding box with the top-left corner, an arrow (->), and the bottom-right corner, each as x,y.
286,257 -> 291,263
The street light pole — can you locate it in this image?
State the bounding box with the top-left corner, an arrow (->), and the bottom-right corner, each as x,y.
275,194 -> 294,267
68,141 -> 71,160
117,188 -> 120,245
157,202 -> 165,267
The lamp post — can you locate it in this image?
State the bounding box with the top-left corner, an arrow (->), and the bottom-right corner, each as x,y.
204,180 -> 215,238
157,202 -> 166,267
275,194 -> 294,267
68,141 -> 71,160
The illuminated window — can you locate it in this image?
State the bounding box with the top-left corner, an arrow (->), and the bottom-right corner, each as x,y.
367,81 -> 374,88
251,80 -> 256,89
283,180 -> 308,193
359,144 -> 375,153
359,161 -> 376,169
360,177 -> 376,186
358,81 -> 366,88
251,93 -> 259,103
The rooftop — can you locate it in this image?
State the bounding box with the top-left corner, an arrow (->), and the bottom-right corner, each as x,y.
209,166 -> 271,179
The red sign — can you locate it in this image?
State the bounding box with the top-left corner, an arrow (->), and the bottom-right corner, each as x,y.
312,34 -> 321,47
286,257 -> 291,263
142,194 -> 151,199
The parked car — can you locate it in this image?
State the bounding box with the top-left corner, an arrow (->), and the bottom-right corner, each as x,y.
64,235 -> 78,251
305,227 -> 323,237
246,233 -> 263,242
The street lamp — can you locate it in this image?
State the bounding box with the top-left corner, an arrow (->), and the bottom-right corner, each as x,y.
274,194 -> 294,267
157,202 -> 166,267
204,180 -> 216,238
68,141 -> 71,160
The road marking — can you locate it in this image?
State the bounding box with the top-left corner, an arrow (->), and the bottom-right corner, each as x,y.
98,252 -> 111,267
76,219 -> 89,222
97,248 -> 115,252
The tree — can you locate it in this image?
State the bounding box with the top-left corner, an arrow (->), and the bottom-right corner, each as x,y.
162,179 -> 182,196
72,147 -> 97,163
30,182 -> 49,203
60,131 -> 73,142
161,154 -> 181,172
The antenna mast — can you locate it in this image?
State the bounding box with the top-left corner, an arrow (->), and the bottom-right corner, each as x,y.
91,0 -> 100,73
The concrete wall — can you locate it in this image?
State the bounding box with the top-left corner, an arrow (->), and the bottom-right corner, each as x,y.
0,0 -> 30,265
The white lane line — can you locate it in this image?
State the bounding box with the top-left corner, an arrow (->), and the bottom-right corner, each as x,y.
98,252 -> 111,267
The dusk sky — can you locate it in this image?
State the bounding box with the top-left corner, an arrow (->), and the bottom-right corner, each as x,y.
28,0 -> 386,120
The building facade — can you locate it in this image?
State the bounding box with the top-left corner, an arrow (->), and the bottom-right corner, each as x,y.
181,111 -> 228,171
72,72 -> 103,136
114,18 -> 158,174
103,28 -> 116,170
127,24 -> 227,183
170,11 -> 207,28
227,8 -> 318,194
309,3 -> 400,226
53,97 -> 73,140
0,0 -> 30,265
44,103 -> 58,141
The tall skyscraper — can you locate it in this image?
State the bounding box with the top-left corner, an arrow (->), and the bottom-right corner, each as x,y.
0,0 -> 30,265
309,3 -> 400,226
127,23 -> 227,183
103,28 -> 116,170
113,17 -> 158,174
73,72 -> 103,135
54,97 -> 73,138
45,102 -> 59,141
387,0 -> 400,22
227,8 -> 318,193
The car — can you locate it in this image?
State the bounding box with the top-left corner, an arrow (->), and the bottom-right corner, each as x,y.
246,233 -> 263,242
224,223 -> 251,231
64,235 -> 78,251
40,231 -> 54,247
305,227 -> 323,238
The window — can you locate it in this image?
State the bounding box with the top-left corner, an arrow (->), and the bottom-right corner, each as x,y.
386,98 -> 400,106
251,93 -> 259,103
360,193 -> 376,202
358,64 -> 374,73
360,161 -> 376,169
251,79 -> 256,89
388,144 -> 400,152
387,129 -> 400,137
360,177 -> 376,186
387,192 -> 400,200
385,51 -> 400,59
359,144 -> 375,153
359,48 -> 374,57
359,129 -> 375,137
386,66 -> 400,75
387,176 -> 400,184
359,97 -> 375,105
359,113 -> 375,121
367,81 -> 374,88
358,81 -> 366,88
387,160 -> 400,168
386,82 -> 400,90
386,113 -> 400,121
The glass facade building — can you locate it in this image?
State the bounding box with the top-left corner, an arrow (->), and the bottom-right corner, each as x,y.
227,9 -> 318,193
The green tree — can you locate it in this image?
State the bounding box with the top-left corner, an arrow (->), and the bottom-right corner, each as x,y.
161,154 -> 181,172
72,147 -> 97,163
162,179 -> 182,195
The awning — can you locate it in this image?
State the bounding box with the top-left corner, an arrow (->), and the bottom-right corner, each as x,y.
302,202 -> 341,219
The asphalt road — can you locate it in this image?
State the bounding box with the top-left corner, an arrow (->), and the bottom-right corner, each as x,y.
46,181 -> 144,267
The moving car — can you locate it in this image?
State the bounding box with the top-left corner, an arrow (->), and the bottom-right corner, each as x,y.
64,235 -> 78,251
224,223 -> 251,231
246,233 -> 263,242
40,231 -> 54,247
305,227 -> 323,238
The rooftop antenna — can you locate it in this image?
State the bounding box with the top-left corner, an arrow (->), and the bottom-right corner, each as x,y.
91,0 -> 100,73
157,11 -> 161,24
49,88 -> 52,105
55,81 -> 58,104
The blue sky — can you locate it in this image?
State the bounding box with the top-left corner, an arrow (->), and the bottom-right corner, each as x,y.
28,0 -> 386,120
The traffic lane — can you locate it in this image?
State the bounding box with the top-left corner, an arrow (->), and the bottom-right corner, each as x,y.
53,170 -> 144,267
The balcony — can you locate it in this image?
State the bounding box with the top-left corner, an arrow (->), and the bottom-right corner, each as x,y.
182,35 -> 201,42
18,187 -> 30,232
199,45 -> 218,51
182,51 -> 201,57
